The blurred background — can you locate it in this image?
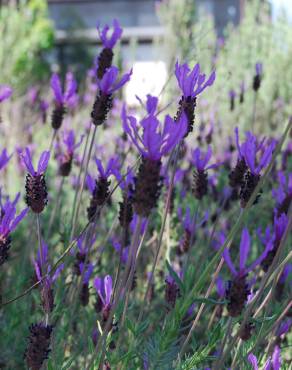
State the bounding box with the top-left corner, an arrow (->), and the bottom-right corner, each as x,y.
0,0 -> 291,130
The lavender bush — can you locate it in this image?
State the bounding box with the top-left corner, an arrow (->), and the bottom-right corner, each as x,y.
0,4 -> 291,370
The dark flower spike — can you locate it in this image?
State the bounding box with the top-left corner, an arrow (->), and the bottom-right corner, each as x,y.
229,127 -> 248,189
229,89 -> 236,111
79,262 -> 93,306
0,198 -> 28,265
57,129 -> 84,176
94,275 -> 113,321
0,85 -> 13,103
50,72 -> 77,130
22,148 -> 50,213
91,66 -> 132,126
0,148 -> 13,171
192,146 -> 221,200
253,62 -> 263,92
240,136 -> 276,208
175,62 -> 215,135
25,322 -> 53,370
223,228 -> 272,316
34,241 -> 64,313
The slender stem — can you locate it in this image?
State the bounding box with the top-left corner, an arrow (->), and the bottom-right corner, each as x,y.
137,145 -> 180,324
47,177 -> 65,237
213,317 -> 233,370
251,91 -> 257,133
70,125 -> 91,231
49,130 -> 57,152
218,210 -> 292,368
85,217 -> 143,370
70,124 -> 97,241
179,257 -> 224,356
36,214 -> 43,266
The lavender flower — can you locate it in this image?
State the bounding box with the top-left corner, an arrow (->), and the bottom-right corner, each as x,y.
0,148 -> 13,171
91,66 -> 132,126
73,234 -> 95,276
50,72 -> 77,130
34,241 -> 64,313
0,85 -> 13,103
240,135 -> 276,208
96,19 -> 123,79
175,62 -> 216,135
176,207 -> 208,254
192,146 -> 221,200
87,157 -> 119,221
25,323 -> 53,370
21,148 -> 50,213
253,62 -> 263,92
94,275 -> 113,322
229,89 -> 236,111
0,197 -> 28,265
229,127 -> 248,190
122,105 -> 187,216
56,129 -> 83,176
223,228 -> 272,316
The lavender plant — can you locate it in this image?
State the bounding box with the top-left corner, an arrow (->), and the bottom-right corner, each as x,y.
0,9 -> 291,370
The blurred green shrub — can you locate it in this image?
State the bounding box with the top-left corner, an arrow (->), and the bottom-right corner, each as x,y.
157,0 -> 292,135
0,0 -> 54,93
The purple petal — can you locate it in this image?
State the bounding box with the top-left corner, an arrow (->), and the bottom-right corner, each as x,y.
50,73 -> 63,104
110,68 -> 132,94
37,151 -> 50,174
64,72 -> 77,102
104,275 -> 112,305
248,354 -> 258,370
9,207 -> 28,233
272,346 -> 281,370
22,147 -> 35,175
0,85 -> 13,103
223,248 -> 237,276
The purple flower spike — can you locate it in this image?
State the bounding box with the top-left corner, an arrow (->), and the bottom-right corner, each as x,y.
21,148 -> 50,177
122,105 -> 187,161
97,66 -> 132,95
0,149 -> 13,171
97,19 -> 123,49
95,156 -> 120,180
50,72 -> 77,106
175,62 -> 216,98
0,85 -> 13,103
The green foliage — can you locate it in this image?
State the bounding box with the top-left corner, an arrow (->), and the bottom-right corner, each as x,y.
0,0 -> 54,92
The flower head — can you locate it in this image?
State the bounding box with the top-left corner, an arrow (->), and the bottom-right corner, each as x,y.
122,106 -> 187,161
0,85 -> 13,103
175,62 -> 216,98
97,19 -> 123,49
50,72 -> 77,106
